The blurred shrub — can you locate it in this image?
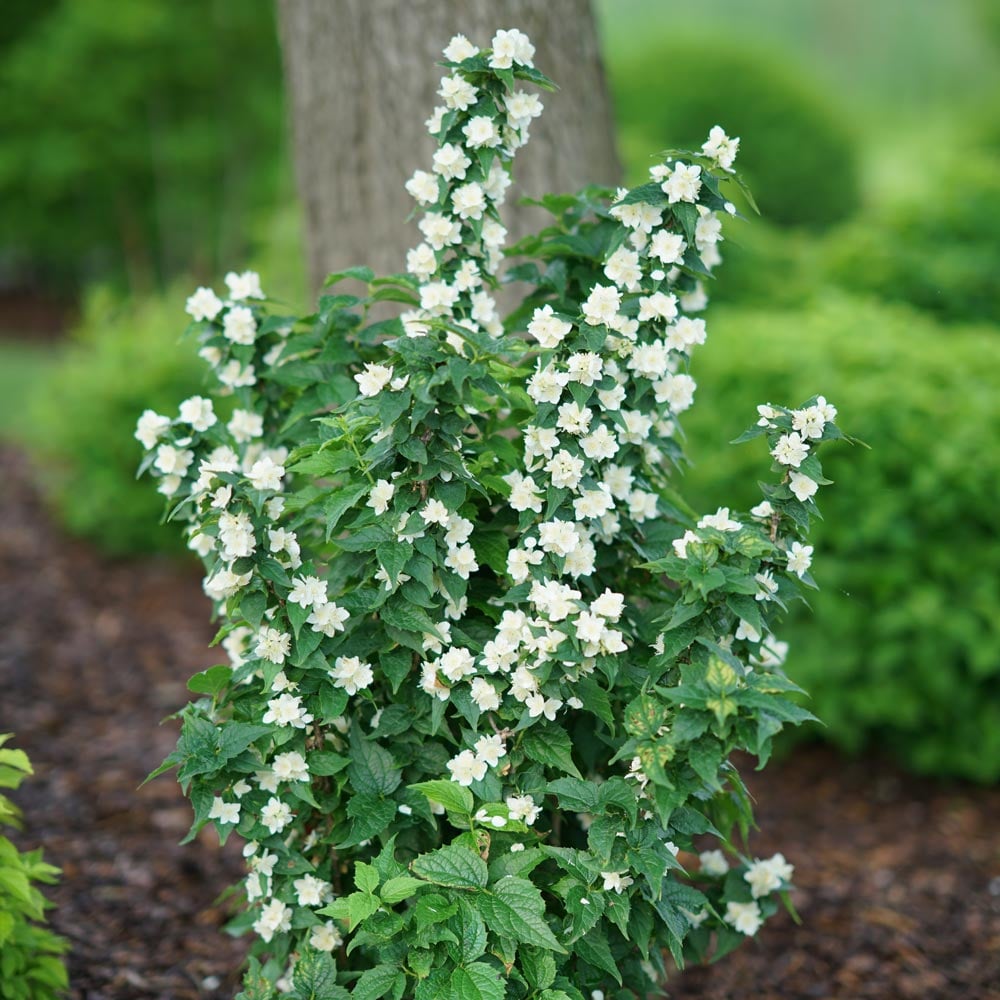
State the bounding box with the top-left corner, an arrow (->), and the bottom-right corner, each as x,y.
608,38 -> 861,228
823,153 -> 1000,324
29,286 -> 206,556
26,207 -> 305,556
0,0 -> 286,292
681,295 -> 1000,781
0,734 -> 69,1000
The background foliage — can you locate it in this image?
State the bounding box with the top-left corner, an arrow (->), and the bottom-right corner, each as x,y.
2,0 -> 998,780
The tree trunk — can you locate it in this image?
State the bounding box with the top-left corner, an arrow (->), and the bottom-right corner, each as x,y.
276,0 -> 621,295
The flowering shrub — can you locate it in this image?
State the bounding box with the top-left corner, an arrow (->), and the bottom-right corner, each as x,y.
0,736 -> 69,1000
137,30 -> 848,998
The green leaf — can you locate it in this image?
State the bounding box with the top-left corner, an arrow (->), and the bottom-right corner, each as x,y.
324,265 -> 375,287
353,965 -> 402,1000
522,726 -> 582,779
240,589 -> 269,628
474,877 -> 566,953
410,780 -> 474,816
546,777 -> 598,814
324,483 -> 369,539
380,598 -> 441,637
575,927 -> 622,985
377,540 -> 413,584
380,875 -> 425,905
412,844 -> 488,889
450,964 -> 504,1000
318,890 -> 380,931
450,897 -> 488,963
187,664 -> 232,697
347,725 -> 402,796
355,861 -> 380,894
290,947 -> 347,1000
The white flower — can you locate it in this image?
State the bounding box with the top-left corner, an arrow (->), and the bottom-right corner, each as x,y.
218,359 -> 256,388
638,291 -> 678,323
604,245 -> 642,290
419,212 -> 462,250
789,471 -> 819,503
330,656 -> 374,695
255,627 -> 291,665
407,243 -> 437,278
525,693 -> 563,720
695,211 -> 723,250
470,678 -> 501,711
665,316 -> 707,353
566,352 -> 603,386
462,115 -> 501,149
443,34 -> 478,62
583,284 -> 622,327
474,734 -> 506,767
601,871 -> 634,893
444,544 -> 479,579
506,794 -> 541,825
260,797 -> 293,835
701,125 -> 740,171
309,922 -> 344,952
154,444 -> 194,477
735,619 -> 762,643
538,520 -> 579,557
504,91 -> 543,130
432,142 -> 472,180
556,402 -> 592,436
405,169 -> 440,205
248,456 -> 285,492
223,305 -> 256,345
725,900 -> 763,936
253,898 -> 291,943
438,73 -> 478,111
355,362 -> 394,397
528,305 -> 573,349
294,874 -> 330,907
225,270 -> 264,300
698,507 -> 742,532
272,751 -> 309,783
185,286 -> 223,321
786,541 -> 814,578
672,529 -> 700,559
505,472 -> 544,513
754,570 -> 779,602
527,365 -> 569,405
699,849 -> 729,877
445,515 -> 474,546
544,451 -> 585,491
288,574 -> 327,609
438,647 -> 476,682
135,409 -> 171,450
654,373 -> 696,413
580,425 -> 619,462
447,749 -> 487,786
421,499 -> 450,526
750,500 -> 774,520
490,28 -> 534,69
368,479 -> 395,515
208,798 -> 240,824
662,162 -> 702,203
507,546 -> 543,583
649,230 -> 687,265
228,409 -> 263,443
772,432 -> 810,468
452,181 -> 486,220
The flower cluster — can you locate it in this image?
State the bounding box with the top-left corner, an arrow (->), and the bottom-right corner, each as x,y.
136,30 -> 850,1000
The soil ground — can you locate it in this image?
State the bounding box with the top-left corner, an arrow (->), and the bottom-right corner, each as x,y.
1,446 -> 998,999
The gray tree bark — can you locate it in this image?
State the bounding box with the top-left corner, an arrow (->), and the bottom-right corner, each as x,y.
276,0 -> 621,294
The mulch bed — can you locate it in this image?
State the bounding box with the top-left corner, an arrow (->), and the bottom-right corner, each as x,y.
1,445 -> 998,999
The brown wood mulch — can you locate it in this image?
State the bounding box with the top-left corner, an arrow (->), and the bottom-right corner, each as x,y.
1,445 -> 998,1000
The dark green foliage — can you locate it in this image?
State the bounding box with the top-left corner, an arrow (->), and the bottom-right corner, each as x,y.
28,287 -> 205,555
0,0 -> 286,291
822,152 -> 1000,324
682,296 -> 1000,781
607,38 -> 861,229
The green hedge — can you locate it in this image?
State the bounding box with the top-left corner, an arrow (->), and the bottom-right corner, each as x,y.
607,38 -> 861,229
28,286 -> 206,556
822,152 -> 1000,325
680,295 -> 1000,781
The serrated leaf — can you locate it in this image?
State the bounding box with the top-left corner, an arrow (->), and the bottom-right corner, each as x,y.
412,844 -> 488,889
474,877 -> 566,953
450,964 -> 505,1000
521,726 -> 582,779
187,664 -> 232,697
410,780 -> 474,816
353,965 -> 402,1000
347,724 -> 402,796
355,861 -> 380,894
575,927 -> 621,985
380,875 -> 425,905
